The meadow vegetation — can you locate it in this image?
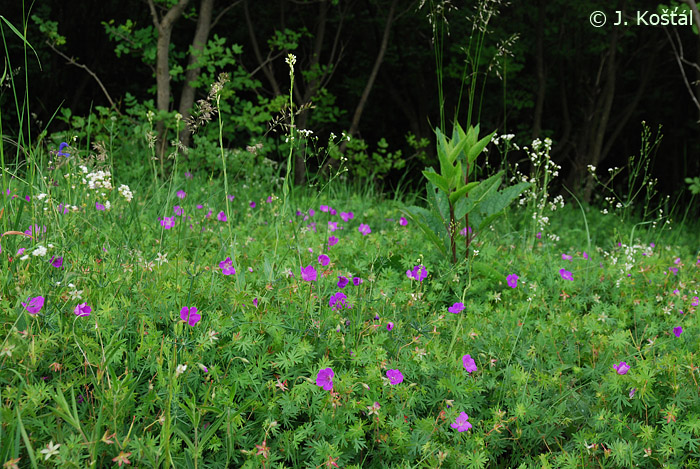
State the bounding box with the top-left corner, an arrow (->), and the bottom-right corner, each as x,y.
2,4 -> 700,469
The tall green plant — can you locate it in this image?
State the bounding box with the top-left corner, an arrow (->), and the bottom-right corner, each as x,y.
403,122 -> 528,264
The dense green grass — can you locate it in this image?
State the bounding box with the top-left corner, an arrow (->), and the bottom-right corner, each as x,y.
1,142 -> 698,468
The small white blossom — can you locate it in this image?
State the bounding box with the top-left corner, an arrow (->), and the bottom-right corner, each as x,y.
175,364 -> 187,377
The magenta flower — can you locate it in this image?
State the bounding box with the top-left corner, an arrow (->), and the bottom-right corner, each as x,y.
559,269 -> 574,281
629,388 -> 636,398
160,217 -> 175,229
386,369 -> 403,385
562,254 -> 572,261
329,292 -> 349,310
451,412 -> 472,432
462,354 -> 477,373
448,302 -> 464,314
219,257 -> 236,275
340,212 -> 354,222
328,221 -> 338,232
337,276 -> 349,289
320,205 -> 329,212
692,297 -> 699,307
674,257 -> 681,265
673,326 -> 683,337
358,223 -> 371,236
353,277 -> 363,286
583,252 -> 589,260
506,274 -> 518,288
318,254 -> 330,266
253,298 -> 258,307
22,296 -> 45,315
328,236 -> 338,247
316,367 -> 334,391
406,265 -> 427,282
180,306 -> 201,326
536,232 -> 542,239
74,303 -> 92,317
217,211 -> 227,222
387,322 -> 394,331
301,265 -> 317,282
669,267 -> 678,275
174,205 -> 183,216
184,171 -> 193,179
177,190 -> 187,199
50,256 -> 64,269
249,201 -> 256,209
227,194 -> 235,201
96,202 -> 106,211
399,217 -> 408,226
613,361 -> 630,375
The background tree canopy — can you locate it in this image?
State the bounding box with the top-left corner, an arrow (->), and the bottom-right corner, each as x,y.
2,0 -> 699,206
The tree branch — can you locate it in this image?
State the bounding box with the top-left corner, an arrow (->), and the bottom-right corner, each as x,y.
44,40 -> 121,114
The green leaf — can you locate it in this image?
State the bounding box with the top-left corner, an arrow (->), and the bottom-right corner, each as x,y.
446,131 -> 472,164
456,172 -> 503,219
401,206 -> 449,258
448,180 -> 480,205
467,129 -> 496,164
422,170 -> 450,194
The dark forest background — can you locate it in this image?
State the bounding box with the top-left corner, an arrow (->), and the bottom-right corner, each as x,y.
2,0 -> 699,209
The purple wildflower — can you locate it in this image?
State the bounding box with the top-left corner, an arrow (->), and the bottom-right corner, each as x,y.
462,354 -> 477,373
328,236 -> 339,247
50,256 -> 63,269
329,292 -> 349,310
337,276 -> 349,289
176,190 -> 187,199
673,327 -> 683,337
180,306 -> 201,326
386,369 -> 403,385
219,257 -> 236,275
448,302 -> 464,314
406,265 -> 427,282
74,303 -> 92,317
316,367 -> 334,391
23,296 -> 45,315
301,265 -> 317,282
613,361 -> 630,375
507,274 -> 518,288
57,142 -> 70,157
358,224 -> 371,236
318,254 -> 330,266
160,217 -> 175,230
340,212 -> 354,222
217,211 -> 227,222
451,412 -> 472,432
387,322 -> 394,331
559,269 -> 574,281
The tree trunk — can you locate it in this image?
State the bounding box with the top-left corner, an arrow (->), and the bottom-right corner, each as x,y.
583,27 -> 618,202
179,0 -> 216,148
244,0 -> 282,96
320,0 -> 398,177
342,0 -> 397,149
149,0 -> 191,159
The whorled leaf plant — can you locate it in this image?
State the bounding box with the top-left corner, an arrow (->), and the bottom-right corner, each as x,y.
404,121 -> 529,264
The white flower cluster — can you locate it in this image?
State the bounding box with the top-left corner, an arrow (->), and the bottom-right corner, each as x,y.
82,169 -> 113,191
492,133 -> 518,149
118,184 -> 133,203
